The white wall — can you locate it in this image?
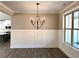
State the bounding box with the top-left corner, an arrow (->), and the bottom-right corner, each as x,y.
11,30 -> 58,48
59,30 -> 79,58
59,2 -> 79,58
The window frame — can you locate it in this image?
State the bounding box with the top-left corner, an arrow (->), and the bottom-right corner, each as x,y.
64,13 -> 72,45
64,9 -> 79,49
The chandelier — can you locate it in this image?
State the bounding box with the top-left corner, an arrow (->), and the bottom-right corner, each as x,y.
31,3 -> 45,30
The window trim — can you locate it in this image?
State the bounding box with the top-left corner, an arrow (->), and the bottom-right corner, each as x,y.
64,13 -> 72,45
64,9 -> 79,49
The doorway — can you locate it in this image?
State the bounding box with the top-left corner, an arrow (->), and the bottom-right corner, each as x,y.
0,11 -> 11,43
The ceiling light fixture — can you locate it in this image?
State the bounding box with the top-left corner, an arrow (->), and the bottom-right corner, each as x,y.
31,3 -> 45,30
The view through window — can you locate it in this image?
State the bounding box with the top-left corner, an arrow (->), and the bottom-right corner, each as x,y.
65,10 -> 79,49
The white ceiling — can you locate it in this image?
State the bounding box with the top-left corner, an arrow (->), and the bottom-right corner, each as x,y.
1,1 -> 73,14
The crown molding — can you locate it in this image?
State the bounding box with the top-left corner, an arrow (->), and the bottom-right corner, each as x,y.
58,1 -> 77,14
0,2 -> 14,13
14,11 -> 58,14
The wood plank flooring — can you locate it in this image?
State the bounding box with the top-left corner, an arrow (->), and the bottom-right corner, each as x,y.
0,42 -> 68,58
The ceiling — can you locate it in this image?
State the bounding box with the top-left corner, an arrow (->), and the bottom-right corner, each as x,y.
1,1 -> 73,14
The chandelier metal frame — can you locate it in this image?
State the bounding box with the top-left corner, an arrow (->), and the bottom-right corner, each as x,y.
31,3 -> 45,30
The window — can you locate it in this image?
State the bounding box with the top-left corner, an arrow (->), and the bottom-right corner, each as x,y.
65,14 -> 72,45
64,10 -> 79,49
73,11 -> 79,48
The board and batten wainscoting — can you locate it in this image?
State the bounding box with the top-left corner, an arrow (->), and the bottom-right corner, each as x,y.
11,30 -> 58,48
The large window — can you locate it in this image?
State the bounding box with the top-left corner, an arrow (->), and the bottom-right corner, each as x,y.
65,14 -> 72,45
64,10 -> 79,49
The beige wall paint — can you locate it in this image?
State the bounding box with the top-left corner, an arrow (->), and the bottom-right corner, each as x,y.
59,1 -> 79,58
12,13 -> 59,30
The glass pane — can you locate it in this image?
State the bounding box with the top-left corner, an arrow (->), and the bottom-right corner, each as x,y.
65,30 -> 71,44
74,11 -> 79,28
66,14 -> 72,28
73,30 -> 79,48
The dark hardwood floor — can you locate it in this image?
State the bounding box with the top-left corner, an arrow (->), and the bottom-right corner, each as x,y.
0,42 -> 68,58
